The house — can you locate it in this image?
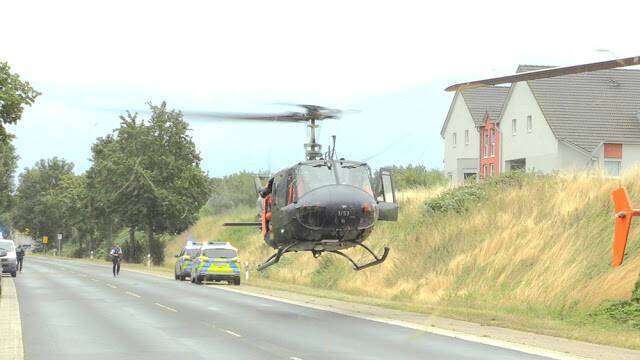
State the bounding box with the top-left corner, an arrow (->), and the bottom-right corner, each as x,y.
442,66 -> 640,184
441,86 -> 509,184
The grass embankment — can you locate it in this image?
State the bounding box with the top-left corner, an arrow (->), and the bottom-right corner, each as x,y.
165,171 -> 640,349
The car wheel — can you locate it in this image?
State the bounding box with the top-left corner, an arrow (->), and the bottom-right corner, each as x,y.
174,271 -> 179,280
234,277 -> 241,286
11,271 -> 17,278
195,275 -> 202,285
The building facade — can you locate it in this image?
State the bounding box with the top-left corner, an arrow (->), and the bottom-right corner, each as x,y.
441,66 -> 640,185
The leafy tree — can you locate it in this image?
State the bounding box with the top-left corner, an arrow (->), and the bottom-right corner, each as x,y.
89,103 -> 210,264
13,158 -> 74,242
374,164 -> 446,191
206,171 -> 258,214
0,61 -> 41,144
0,141 -> 18,232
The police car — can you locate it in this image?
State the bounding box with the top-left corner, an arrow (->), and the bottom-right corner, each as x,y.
189,241 -> 241,285
174,241 -> 201,281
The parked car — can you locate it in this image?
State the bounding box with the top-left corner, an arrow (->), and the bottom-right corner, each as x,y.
0,239 -> 18,277
174,241 -> 201,281
190,241 -> 241,285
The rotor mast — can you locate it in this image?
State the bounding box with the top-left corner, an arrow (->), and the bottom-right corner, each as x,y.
304,118 -> 322,160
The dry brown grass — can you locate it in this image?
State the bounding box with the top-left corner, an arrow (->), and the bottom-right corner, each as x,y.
163,171 -> 640,347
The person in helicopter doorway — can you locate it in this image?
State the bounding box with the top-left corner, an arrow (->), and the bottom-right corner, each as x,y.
259,178 -> 275,247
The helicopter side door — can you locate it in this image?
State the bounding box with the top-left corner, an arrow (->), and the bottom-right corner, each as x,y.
377,168 -> 398,221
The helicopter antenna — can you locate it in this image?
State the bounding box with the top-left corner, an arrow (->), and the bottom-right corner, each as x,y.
331,135 -> 337,160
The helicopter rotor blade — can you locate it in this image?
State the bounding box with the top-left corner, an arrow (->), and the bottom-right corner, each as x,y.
179,111 -> 306,123
445,55 -> 640,92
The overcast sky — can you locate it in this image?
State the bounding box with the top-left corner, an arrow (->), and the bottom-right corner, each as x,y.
2,0 -> 639,177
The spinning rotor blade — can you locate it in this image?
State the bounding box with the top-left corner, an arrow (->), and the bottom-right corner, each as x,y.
446,55 -> 640,92
180,111 -> 306,123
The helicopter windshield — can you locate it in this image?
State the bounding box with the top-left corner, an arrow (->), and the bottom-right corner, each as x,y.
297,162 -> 373,196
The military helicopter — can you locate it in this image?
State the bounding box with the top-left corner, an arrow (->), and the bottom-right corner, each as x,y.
446,55 -> 640,267
188,105 -> 399,271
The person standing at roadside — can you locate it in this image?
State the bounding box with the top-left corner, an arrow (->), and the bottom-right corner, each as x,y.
16,246 -> 25,272
109,243 -> 123,277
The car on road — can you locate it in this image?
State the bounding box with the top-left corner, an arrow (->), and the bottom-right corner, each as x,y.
174,241 -> 201,281
190,241 -> 241,285
0,239 -> 18,277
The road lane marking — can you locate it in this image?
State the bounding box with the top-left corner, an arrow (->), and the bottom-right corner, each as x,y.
91,278 -> 99,282
155,303 -> 178,312
125,291 -> 141,298
106,283 -> 117,289
290,357 -> 304,360
224,329 -> 241,337
207,307 -> 219,311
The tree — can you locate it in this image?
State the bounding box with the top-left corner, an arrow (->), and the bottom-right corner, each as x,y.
13,158 -> 74,242
89,103 -> 210,264
206,171 -> 258,214
0,141 -> 18,232
0,61 -> 41,144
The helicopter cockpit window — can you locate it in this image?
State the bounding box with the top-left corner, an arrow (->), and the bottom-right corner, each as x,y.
297,165 -> 336,196
335,164 -> 373,195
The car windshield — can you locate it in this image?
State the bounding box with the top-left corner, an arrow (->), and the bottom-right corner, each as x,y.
203,248 -> 237,258
185,249 -> 199,257
297,162 -> 373,195
0,242 -> 15,251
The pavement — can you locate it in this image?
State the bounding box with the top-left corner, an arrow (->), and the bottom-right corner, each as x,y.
0,274 -> 24,360
11,257 -> 559,360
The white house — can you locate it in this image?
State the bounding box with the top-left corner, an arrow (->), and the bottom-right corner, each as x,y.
441,86 -> 508,185
442,65 -> 640,184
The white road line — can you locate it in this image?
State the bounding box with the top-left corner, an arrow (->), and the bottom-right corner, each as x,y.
79,274 -> 87,277
224,329 -> 241,337
106,283 -> 117,289
207,307 -> 219,311
155,303 -> 178,313
290,357 -> 304,360
91,278 -> 99,282
125,291 -> 141,298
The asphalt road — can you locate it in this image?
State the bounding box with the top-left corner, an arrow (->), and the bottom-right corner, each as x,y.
14,257 -> 550,360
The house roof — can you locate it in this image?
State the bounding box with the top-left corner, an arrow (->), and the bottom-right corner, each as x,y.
516,65 -> 640,153
461,86 -> 510,126
440,86 -> 509,137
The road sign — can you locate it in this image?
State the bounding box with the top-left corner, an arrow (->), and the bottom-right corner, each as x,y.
43,235 -> 49,244
57,233 -> 62,240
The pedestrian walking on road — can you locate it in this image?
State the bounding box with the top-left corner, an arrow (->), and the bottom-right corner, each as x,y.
110,243 -> 123,277
16,246 -> 25,272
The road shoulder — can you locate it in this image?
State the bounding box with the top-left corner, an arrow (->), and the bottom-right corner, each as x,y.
0,276 -> 24,360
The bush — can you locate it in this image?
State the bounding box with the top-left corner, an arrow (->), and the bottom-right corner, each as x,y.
425,171 -> 530,214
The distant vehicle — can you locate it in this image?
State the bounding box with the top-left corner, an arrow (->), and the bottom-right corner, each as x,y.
189,241 -> 241,285
31,243 -> 44,253
174,241 -> 201,281
0,240 -> 18,277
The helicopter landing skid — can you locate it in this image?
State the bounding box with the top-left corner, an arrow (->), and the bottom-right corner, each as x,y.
255,243 -> 297,272
256,242 -> 390,272
329,241 -> 390,271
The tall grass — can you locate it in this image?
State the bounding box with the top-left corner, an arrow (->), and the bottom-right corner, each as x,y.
164,170 -> 640,343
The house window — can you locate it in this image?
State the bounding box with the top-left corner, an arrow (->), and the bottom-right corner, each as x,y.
464,130 -> 469,145
484,130 -> 489,157
453,132 -> 457,147
527,115 -> 532,133
604,160 -> 621,177
512,118 -> 517,135
490,128 -> 495,157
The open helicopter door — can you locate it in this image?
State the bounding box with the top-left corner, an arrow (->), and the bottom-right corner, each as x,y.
377,168 -> 399,221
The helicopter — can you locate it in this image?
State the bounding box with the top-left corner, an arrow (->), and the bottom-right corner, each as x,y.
188,105 -> 399,271
446,55 -> 640,267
